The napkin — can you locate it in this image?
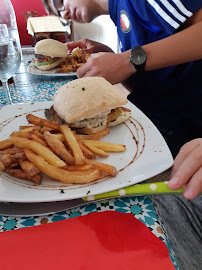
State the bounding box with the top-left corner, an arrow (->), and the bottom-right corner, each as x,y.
0,211 -> 175,270
27,16 -> 70,36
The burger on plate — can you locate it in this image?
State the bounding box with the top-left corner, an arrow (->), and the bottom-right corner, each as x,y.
48,77 -> 131,134
34,39 -> 68,71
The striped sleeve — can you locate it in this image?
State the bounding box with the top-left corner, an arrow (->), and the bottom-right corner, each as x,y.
134,0 -> 202,34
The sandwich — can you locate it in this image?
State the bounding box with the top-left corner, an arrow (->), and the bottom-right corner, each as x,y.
48,77 -> 131,134
34,39 -> 68,71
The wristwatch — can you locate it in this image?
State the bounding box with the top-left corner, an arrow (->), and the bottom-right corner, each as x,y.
130,46 -> 147,72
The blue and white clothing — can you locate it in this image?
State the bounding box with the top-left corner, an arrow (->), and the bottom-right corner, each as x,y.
109,0 -> 202,157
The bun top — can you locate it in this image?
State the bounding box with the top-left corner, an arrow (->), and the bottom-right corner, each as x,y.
35,39 -> 68,57
53,77 -> 128,123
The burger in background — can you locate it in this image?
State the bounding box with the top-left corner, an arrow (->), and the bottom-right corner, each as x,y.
33,39 -> 68,71
48,77 -> 131,134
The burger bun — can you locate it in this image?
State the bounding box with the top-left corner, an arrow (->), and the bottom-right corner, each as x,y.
35,39 -> 68,58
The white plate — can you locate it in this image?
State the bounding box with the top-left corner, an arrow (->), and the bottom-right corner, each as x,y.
0,101 -> 173,203
27,62 -> 77,77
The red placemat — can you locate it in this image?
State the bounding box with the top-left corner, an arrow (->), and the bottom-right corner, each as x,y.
0,211 -> 175,270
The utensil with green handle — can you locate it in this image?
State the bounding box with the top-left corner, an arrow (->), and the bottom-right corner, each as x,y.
82,181 -> 186,201
0,182 -> 200,217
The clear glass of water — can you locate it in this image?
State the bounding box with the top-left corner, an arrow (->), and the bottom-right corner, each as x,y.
0,24 -> 9,40
0,37 -> 21,104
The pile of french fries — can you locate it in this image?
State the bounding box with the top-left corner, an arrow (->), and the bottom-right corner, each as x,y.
56,47 -> 91,73
0,114 -> 126,185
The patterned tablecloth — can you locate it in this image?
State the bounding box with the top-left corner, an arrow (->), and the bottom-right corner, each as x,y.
0,54 -> 179,269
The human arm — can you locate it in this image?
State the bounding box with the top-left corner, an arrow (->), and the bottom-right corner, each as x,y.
67,39 -> 114,54
76,19 -> 202,84
168,139 -> 202,200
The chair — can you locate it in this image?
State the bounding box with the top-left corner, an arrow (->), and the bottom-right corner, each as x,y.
52,20 -> 74,42
23,11 -> 51,46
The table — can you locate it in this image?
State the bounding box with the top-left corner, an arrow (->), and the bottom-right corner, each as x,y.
27,16 -> 71,44
0,53 -> 179,269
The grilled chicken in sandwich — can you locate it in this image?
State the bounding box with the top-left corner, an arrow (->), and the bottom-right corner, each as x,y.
49,77 -> 131,134
34,39 -> 68,71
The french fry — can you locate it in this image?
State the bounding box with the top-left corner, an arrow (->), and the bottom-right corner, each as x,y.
83,141 -> 109,158
19,159 -> 40,177
57,48 -> 90,73
52,133 -> 65,142
43,131 -> 74,165
0,154 -> 18,167
76,63 -> 85,68
0,160 -> 5,172
6,169 -> 42,184
0,139 -> 13,151
1,147 -> 23,155
60,125 -> 85,165
56,67 -> 72,73
24,149 -> 102,184
75,127 -> 109,140
85,158 -> 117,177
77,141 -> 96,159
19,126 -> 53,133
11,136 -> 66,167
82,140 -> 126,152
30,134 -> 48,147
31,129 -> 45,140
32,173 -> 42,185
63,164 -> 94,171
19,125 -> 35,130
11,131 -> 30,139
26,114 -> 60,130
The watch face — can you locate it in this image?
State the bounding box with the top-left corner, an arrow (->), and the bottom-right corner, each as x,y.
131,46 -> 147,66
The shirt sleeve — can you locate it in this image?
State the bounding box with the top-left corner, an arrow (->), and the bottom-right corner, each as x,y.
128,0 -> 201,35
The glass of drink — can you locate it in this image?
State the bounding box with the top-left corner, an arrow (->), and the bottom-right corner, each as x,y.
0,24 -> 9,40
0,37 -> 21,104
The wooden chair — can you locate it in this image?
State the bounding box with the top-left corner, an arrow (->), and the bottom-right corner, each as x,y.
23,11 -> 51,46
52,21 -> 74,42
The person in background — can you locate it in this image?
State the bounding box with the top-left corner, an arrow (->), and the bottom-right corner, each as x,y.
43,0 -> 202,200
42,1 -> 202,267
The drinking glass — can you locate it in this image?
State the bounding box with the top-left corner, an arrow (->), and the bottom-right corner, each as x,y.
0,38 -> 21,104
0,24 -> 9,40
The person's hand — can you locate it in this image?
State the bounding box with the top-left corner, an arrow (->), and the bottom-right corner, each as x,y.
66,39 -> 114,54
168,138 -> 202,200
62,0 -> 103,23
77,51 -> 136,85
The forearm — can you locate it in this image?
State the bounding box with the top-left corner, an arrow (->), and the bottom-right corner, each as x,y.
143,21 -> 202,70
120,21 -> 202,87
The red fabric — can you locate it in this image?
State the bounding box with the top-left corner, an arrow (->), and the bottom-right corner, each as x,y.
0,211 -> 175,270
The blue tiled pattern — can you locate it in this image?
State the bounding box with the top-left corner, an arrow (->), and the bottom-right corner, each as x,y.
0,54 -> 75,108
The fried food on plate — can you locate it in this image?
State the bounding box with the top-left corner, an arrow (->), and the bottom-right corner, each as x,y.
82,140 -> 126,152
60,125 -> 85,165
56,47 -> 91,73
24,149 -> 102,184
26,114 -> 60,130
43,131 -> 74,165
0,139 -> 13,151
11,136 -> 66,167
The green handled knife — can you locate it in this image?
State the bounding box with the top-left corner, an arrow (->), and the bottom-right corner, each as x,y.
82,181 -> 184,201
0,182 -> 197,217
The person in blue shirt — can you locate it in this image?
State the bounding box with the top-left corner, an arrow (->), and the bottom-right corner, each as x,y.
44,0 -> 202,200
43,1 -> 202,268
